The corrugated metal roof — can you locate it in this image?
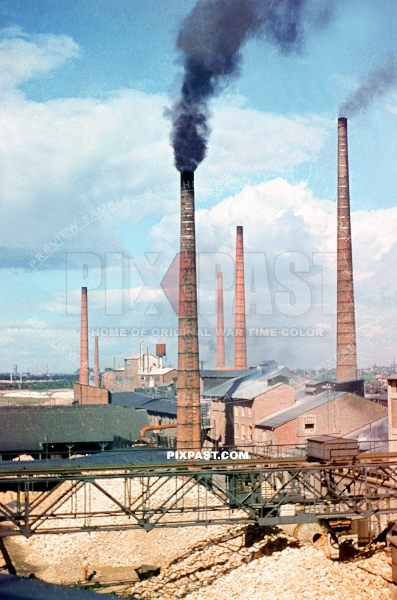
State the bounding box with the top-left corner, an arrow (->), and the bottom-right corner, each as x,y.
202,363 -> 297,400
256,391 -> 346,429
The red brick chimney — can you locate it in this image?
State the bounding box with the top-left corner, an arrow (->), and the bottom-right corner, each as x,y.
234,226 -> 247,370
79,286 -> 89,385
336,117 -> 357,381
177,171 -> 201,451
94,335 -> 99,387
216,271 -> 225,368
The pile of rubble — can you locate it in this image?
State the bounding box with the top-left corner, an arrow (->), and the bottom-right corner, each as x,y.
129,531 -> 395,600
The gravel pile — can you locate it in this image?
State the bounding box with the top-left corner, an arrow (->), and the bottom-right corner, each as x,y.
130,534 -> 396,600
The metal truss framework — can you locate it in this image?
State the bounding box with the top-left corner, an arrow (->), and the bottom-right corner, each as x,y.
0,458 -> 397,537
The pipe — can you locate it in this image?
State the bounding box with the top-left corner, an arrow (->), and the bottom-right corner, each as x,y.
177,171 -> 202,451
234,226 -> 247,369
140,423 -> 176,444
79,287 -> 89,385
336,117 -> 357,381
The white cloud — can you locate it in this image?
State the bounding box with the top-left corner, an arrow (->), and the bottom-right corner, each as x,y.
0,27 -> 79,93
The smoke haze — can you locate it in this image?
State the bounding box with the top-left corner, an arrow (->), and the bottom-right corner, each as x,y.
169,0 -> 332,172
339,58 -> 397,117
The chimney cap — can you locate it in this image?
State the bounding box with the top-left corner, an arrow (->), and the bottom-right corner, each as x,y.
236,225 -> 243,234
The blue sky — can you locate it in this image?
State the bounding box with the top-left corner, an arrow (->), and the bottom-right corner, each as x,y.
1,0 -> 397,373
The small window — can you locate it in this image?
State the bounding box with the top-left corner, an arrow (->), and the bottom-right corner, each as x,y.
234,405 -> 238,415
248,407 -> 252,419
235,422 -> 239,438
248,426 -> 252,441
304,417 -> 316,431
241,407 -> 245,418
241,424 -> 245,440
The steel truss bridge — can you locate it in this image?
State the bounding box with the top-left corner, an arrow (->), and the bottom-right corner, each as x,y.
0,454 -> 397,538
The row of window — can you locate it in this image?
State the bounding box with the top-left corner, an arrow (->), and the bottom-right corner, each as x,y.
233,405 -> 252,418
234,423 -> 253,440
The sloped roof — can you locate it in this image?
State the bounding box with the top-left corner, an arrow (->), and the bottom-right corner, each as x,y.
200,369 -> 252,379
141,367 -> 176,376
256,391 -> 346,429
202,362 -> 300,400
0,405 -> 149,451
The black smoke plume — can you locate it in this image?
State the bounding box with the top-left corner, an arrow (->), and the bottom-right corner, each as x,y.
169,0 -> 332,172
339,58 -> 397,118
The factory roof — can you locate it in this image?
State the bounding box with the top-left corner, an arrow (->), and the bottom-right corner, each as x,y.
256,390 -> 346,429
202,361 -> 304,400
200,369 -> 253,379
0,405 -> 149,451
144,397 -> 177,417
111,390 -> 174,409
139,367 -> 176,376
0,447 -> 176,472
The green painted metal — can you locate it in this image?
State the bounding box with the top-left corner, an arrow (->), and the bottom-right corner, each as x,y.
0,457 -> 396,537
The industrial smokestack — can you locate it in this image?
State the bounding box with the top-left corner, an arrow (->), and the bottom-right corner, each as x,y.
216,271 -> 225,368
336,117 -> 357,382
234,226 -> 247,370
79,286 -> 89,385
177,171 -> 201,451
94,335 -> 99,387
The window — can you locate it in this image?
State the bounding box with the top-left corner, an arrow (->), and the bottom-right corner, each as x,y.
234,405 -> 238,415
304,416 -> 316,431
241,424 -> 246,440
248,426 -> 252,441
241,407 -> 245,417
248,407 -> 252,419
235,423 -> 239,438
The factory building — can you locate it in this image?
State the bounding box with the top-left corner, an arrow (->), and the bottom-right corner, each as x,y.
0,405 -> 149,459
256,389 -> 386,447
102,349 -> 176,393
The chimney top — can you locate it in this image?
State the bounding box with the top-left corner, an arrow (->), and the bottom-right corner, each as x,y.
181,171 -> 194,189
237,225 -> 243,234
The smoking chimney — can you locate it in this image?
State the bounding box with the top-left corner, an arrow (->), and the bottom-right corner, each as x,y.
234,226 -> 247,370
216,271 -> 225,368
336,117 -> 357,381
94,335 -> 99,387
79,286 -> 89,385
176,171 -> 201,451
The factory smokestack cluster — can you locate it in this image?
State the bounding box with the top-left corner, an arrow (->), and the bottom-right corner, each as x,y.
234,226 -> 247,370
79,286 -> 89,386
336,117 -> 357,382
176,171 -> 201,451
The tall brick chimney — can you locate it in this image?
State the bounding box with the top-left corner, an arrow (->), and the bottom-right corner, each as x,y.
216,271 -> 225,368
234,226 -> 247,370
94,335 -> 99,387
177,171 -> 201,451
336,117 -> 357,381
79,286 -> 89,385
